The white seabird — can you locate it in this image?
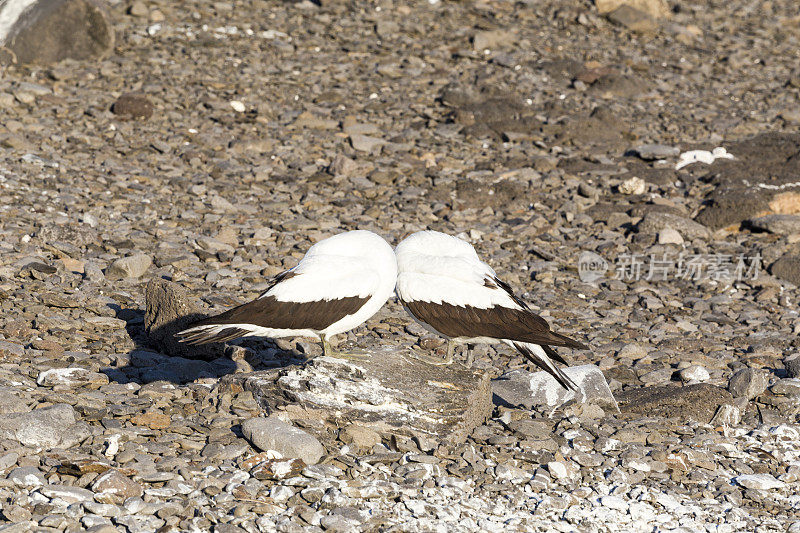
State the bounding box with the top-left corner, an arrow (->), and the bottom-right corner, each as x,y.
394,230 -> 588,390
176,230 -> 398,357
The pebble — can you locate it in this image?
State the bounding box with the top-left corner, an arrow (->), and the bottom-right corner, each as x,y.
735,474 -> 786,490
241,416 -> 325,465
105,254 -> 152,279
728,368 -> 768,400
678,365 -> 710,383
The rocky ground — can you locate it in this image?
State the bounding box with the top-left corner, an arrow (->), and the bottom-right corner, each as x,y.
1,0 -> 800,531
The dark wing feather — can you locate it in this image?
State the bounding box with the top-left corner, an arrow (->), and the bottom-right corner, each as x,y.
403,299 -> 587,349
177,293 -> 369,345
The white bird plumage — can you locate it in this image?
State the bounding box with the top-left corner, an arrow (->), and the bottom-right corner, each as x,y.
176,230 -> 398,356
395,230 -> 587,390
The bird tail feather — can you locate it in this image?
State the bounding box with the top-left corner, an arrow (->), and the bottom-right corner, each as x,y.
510,341 -> 578,391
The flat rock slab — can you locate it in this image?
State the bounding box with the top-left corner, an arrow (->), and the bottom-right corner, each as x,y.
221,348 -> 492,446
616,383 -> 735,424
694,132 -> 800,230
144,278 -> 226,361
0,0 -> 114,64
492,365 -> 618,411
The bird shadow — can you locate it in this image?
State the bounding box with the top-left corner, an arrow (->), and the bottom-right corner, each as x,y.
100,304 -> 306,386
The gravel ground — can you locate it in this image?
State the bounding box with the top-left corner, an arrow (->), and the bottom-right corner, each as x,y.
1,0 -> 800,531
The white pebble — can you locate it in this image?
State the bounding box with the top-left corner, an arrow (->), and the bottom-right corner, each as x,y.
230,100 -> 246,113
619,176 -> 646,195
735,473 -> 785,490
679,365 -> 710,383
600,495 -> 629,511
658,228 -> 684,245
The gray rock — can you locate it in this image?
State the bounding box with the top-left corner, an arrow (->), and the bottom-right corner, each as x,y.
735,473 -> 786,490
0,0 -> 114,64
105,253 -> 151,279
637,211 -> 711,240
7,466 -> 46,488
769,255 -> 800,286
492,365 -> 618,411
631,144 -> 680,160
472,29 -> 515,51
606,5 -> 657,33
748,214 -> 800,235
222,346 -> 492,445
144,279 -> 226,361
0,388 -> 27,414
38,484 -> 94,503
727,368 -> 769,400
0,403 -> 87,449
349,134 -> 385,153
36,367 -> 109,388
616,384 -> 735,423
241,416 -> 325,465
785,354 -> 800,379
657,228 -> 684,245
771,378 -> 800,397
0,340 -> 23,358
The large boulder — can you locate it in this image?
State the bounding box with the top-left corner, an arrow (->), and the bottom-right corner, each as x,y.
221,348 -> 492,447
0,0 -> 114,64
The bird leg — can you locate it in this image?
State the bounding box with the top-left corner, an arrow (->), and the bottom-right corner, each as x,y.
408,339 -> 455,365
320,335 -> 369,360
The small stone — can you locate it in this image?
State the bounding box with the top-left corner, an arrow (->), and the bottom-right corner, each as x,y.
128,1 -> 148,17
606,5 -> 657,33
637,211 -> 711,240
769,255 -> 800,286
618,176 -> 647,195
472,29 -> 515,51
37,368 -> 109,388
241,416 -> 325,465
111,93 -> 153,119
0,388 -> 28,414
130,412 -> 171,430
748,214 -> 800,235
0,404 -> 85,449
678,365 -> 709,383
631,144 -> 680,160
735,473 -> 786,490
350,134 -> 385,153
7,466 -> 46,488
616,384 -> 734,423
600,495 -> 629,511
230,100 -> 246,113
727,368 -> 769,400
328,154 -> 359,178
710,404 -> 741,426
340,423 -> 381,451
771,378 -> 800,397
105,253 -> 152,279
547,461 -> 569,480
144,279 -> 227,361
492,364 -> 618,411
785,354 -> 800,379
595,0 -> 669,19
657,228 -> 684,245
39,484 -> 94,504
91,470 -> 143,503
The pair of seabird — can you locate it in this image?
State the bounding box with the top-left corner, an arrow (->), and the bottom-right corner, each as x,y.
176,230 -> 587,390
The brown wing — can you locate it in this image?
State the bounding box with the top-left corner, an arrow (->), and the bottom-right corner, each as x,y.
403,299 -> 587,349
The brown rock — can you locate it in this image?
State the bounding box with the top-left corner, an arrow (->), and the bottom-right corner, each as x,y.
616,384 -> 735,424
607,6 -> 657,33
130,412 -> 171,430
0,0 -> 114,64
111,93 -> 154,120
144,278 -> 226,360
595,0 -> 669,19
769,255 -> 800,286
